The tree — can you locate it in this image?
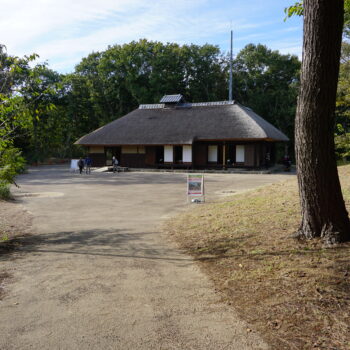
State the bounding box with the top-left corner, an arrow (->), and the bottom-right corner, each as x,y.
0,39 -> 302,164
66,39 -> 228,141
20,64 -> 61,162
233,44 -> 300,153
335,42 -> 350,160
294,0 -> 350,243
0,45 -> 34,187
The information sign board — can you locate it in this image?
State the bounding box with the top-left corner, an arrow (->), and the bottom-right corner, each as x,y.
187,174 -> 204,201
70,159 -> 79,171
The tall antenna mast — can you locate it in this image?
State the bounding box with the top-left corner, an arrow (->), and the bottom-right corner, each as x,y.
229,29 -> 233,101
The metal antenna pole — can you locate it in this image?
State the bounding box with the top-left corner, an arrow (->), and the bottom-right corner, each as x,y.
229,29 -> 233,101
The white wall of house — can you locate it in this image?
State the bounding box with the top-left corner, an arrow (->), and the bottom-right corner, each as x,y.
208,145 -> 218,162
236,145 -> 245,163
182,145 -> 192,163
164,145 -> 173,162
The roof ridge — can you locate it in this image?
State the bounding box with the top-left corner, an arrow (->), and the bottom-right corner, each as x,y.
139,100 -> 235,109
139,104 -> 165,109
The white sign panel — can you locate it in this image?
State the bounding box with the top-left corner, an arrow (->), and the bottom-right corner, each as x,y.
164,145 -> 173,162
182,145 -> 192,163
70,159 -> 79,171
236,145 -> 245,163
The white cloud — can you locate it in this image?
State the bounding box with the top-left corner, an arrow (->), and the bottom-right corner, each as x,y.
278,46 -> 302,59
0,0 -> 302,72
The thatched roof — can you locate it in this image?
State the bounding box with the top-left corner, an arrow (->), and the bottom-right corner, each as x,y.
76,101 -> 289,146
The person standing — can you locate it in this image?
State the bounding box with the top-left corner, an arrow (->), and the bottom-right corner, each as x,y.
112,156 -> 119,173
265,152 -> 270,169
85,156 -> 92,174
78,157 -> 84,174
283,154 -> 291,172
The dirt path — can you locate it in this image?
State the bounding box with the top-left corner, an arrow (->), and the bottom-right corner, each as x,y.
0,166 -> 293,349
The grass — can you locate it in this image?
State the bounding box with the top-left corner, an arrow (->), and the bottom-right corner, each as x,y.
1,232 -> 9,242
166,165 -> 350,350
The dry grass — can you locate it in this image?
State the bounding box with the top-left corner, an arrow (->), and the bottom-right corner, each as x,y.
166,165 -> 350,350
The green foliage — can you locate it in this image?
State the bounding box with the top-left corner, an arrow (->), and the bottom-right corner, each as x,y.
335,124 -> 350,160
0,45 -> 33,186
336,42 -> 350,160
0,183 -> 11,200
0,147 -> 25,186
63,39 -> 228,145
345,0 -> 350,37
284,1 -> 303,20
337,42 -> 350,115
285,0 -> 350,38
66,40 -> 298,154
1,39 -> 302,164
233,44 -> 300,151
0,45 -> 33,140
19,64 -> 62,162
284,2 -> 350,159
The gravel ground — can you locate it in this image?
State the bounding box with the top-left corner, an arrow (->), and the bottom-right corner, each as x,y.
0,165 -> 293,350
0,199 -> 32,241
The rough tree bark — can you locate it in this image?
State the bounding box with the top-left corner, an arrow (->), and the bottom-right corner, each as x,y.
295,0 -> 350,243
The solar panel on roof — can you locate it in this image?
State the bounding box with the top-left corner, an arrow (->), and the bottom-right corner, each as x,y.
159,94 -> 184,103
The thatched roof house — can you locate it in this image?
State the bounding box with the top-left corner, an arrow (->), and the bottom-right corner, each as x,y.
76,95 -> 288,169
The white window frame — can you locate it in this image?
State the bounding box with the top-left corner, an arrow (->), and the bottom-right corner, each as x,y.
182,145 -> 192,163
164,145 -> 174,163
208,145 -> 218,163
236,145 -> 245,163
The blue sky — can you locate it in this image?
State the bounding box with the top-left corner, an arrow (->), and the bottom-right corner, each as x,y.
0,0 -> 302,74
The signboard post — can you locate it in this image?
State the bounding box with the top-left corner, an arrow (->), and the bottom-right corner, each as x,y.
187,174 -> 205,203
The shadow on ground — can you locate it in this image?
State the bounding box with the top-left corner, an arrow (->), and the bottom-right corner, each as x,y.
0,228 -> 192,264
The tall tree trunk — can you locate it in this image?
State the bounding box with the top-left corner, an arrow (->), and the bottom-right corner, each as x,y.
295,0 -> 350,244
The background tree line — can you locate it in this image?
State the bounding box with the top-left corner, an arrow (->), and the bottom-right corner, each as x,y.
8,30 -> 350,173
2,40 -> 301,163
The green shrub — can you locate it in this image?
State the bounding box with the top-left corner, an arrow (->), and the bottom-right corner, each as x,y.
0,183 -> 11,200
0,147 -> 25,186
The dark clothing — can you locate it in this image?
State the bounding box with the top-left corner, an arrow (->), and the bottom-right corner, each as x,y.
78,159 -> 84,174
85,157 -> 92,174
265,153 -> 270,169
283,156 -> 291,171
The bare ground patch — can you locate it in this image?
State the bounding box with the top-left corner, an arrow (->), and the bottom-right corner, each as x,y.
0,199 -> 32,298
0,199 -> 32,242
166,166 -> 350,350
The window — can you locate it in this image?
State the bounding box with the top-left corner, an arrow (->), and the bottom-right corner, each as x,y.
164,146 -> 173,162
182,145 -> 192,163
236,145 -> 245,163
208,145 -> 218,163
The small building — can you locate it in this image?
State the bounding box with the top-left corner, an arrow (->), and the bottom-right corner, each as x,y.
75,94 -> 288,169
